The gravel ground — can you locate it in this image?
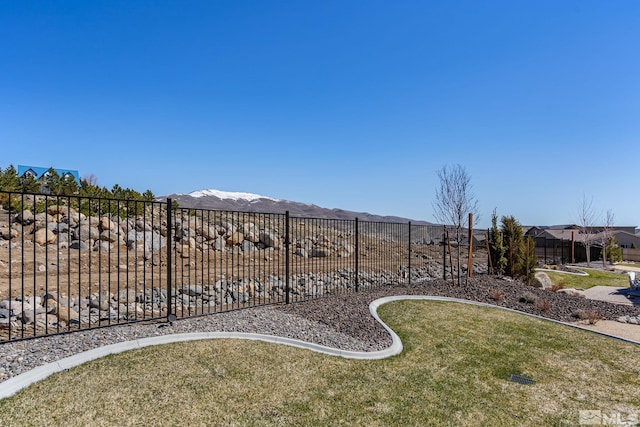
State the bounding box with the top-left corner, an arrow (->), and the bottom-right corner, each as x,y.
1,275 -> 639,385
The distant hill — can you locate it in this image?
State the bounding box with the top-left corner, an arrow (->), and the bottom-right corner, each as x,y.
160,189 -> 432,225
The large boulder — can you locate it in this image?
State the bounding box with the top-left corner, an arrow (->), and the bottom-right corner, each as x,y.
311,247 -> 332,258
126,230 -> 166,251
259,232 -> 280,248
99,230 -> 121,243
73,224 -> 100,241
226,232 -> 244,246
557,288 -> 586,298
213,238 -> 227,251
34,212 -> 54,227
47,205 -> 66,215
34,228 -> 57,245
135,219 -> 153,232
197,225 -> 218,240
240,223 -> 259,236
53,303 -> 80,324
100,216 -> 115,231
0,226 -> 19,240
15,210 -> 34,225
533,272 -> 553,290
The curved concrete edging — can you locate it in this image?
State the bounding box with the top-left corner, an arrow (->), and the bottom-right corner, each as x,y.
535,268 -> 589,276
1,296 -> 638,401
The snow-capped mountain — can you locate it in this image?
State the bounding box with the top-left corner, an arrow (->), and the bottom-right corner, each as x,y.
186,189 -> 279,202
161,189 -> 431,224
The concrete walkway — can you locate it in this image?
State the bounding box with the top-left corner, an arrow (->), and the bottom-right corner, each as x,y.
612,265 -> 640,273
583,286 -> 640,307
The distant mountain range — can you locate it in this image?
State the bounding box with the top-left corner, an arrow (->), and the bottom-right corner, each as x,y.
160,189 -> 432,225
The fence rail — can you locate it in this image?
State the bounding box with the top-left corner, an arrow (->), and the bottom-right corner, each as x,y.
0,191 -> 486,343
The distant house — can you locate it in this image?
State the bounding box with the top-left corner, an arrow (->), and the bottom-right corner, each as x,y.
524,224 -> 638,242
605,231 -> 640,249
17,165 -> 81,185
524,224 -> 640,263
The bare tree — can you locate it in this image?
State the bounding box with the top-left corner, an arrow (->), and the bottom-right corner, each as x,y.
576,195 -> 599,267
82,173 -> 99,187
600,209 -> 615,267
432,164 -> 479,284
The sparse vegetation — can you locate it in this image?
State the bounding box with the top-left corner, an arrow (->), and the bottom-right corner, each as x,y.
573,308 -> 605,325
535,299 -> 552,313
549,283 -> 564,292
432,164 -> 478,285
489,288 -> 504,302
519,292 -> 539,305
585,309 -> 604,325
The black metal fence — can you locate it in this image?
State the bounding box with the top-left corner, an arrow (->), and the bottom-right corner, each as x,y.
533,237 -> 601,265
0,191 -> 481,343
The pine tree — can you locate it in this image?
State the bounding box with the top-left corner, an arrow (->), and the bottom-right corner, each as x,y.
0,165 -> 21,191
20,173 -> 40,193
501,215 -> 524,278
488,209 -> 507,275
523,236 -> 537,284
604,236 -> 622,263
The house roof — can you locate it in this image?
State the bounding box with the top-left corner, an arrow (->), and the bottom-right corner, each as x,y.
18,165 -> 80,185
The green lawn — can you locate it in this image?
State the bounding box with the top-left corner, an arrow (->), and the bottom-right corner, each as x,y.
0,301 -> 638,426
543,267 -> 630,289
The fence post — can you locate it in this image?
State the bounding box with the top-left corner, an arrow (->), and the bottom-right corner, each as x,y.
355,217 -> 359,292
442,229 -> 447,280
285,211 -> 290,304
408,222 -> 412,286
166,198 -> 173,318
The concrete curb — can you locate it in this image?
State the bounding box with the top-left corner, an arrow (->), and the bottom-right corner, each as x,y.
1,296 -> 638,401
535,267 -> 589,276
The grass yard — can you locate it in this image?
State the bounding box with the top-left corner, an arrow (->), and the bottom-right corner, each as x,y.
0,301 -> 638,426
543,267 -> 630,289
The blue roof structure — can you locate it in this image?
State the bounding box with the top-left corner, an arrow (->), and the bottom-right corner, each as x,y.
17,165 -> 81,185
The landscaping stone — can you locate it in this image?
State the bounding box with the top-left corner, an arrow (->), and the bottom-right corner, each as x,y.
533,272 -> 553,290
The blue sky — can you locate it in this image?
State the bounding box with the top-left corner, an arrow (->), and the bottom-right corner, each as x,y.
1,1 -> 639,228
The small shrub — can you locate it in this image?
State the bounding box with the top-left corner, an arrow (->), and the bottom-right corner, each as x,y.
535,299 -> 552,312
550,283 -> 564,292
572,309 -> 604,325
489,289 -> 504,302
585,310 -> 604,325
519,292 -> 539,304
572,309 -> 587,320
